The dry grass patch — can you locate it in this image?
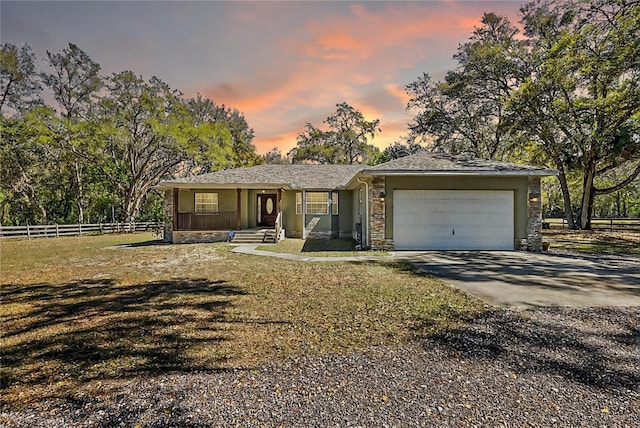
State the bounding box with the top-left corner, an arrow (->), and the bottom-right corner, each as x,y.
1,233 -> 483,408
544,230 -> 640,255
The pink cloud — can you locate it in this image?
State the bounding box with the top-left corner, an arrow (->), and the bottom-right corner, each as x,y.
201,1 -> 521,154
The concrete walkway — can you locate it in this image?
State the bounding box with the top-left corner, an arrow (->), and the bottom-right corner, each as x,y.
229,244 -> 391,262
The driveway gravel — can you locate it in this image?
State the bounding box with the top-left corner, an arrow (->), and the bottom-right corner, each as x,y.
2,307 -> 637,427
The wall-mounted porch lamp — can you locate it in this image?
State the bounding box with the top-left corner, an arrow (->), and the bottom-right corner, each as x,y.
379,191 -> 386,202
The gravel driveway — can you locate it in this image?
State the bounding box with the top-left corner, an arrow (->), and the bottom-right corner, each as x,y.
398,250 -> 639,307
2,307 -> 637,427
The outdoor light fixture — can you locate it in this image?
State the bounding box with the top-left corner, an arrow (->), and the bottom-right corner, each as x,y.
262,189 -> 266,193
529,196 -> 540,202
379,191 -> 386,202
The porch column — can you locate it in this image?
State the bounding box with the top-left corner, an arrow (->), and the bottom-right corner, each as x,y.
527,176 -> 543,252
236,188 -> 242,230
369,176 -> 392,250
277,188 -> 282,212
163,189 -> 174,243
172,188 -> 178,231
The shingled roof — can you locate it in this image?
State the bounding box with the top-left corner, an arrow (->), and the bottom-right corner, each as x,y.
364,152 -> 556,175
156,152 -> 555,190
158,164 -> 364,190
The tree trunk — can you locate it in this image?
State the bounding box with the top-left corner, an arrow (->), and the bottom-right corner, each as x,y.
556,162 -> 576,229
74,159 -> 84,224
580,158 -> 597,230
123,187 -> 145,225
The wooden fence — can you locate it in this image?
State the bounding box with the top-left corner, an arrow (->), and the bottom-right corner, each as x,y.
545,218 -> 640,233
0,222 -> 162,240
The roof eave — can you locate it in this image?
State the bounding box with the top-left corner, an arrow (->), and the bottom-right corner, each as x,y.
361,169 -> 558,177
153,182 -> 293,191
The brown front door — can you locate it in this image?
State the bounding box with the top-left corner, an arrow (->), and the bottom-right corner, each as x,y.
257,194 -> 277,226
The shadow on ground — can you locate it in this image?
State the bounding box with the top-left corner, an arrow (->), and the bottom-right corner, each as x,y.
1,278 -> 247,396
421,307 -> 638,391
301,238 -> 359,252
405,251 -> 639,298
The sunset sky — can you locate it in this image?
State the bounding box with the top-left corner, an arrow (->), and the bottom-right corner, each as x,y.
2,1 -> 523,154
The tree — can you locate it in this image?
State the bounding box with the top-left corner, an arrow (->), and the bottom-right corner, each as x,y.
184,94 -> 236,174
43,43 -> 102,120
90,72 -> 195,223
42,43 -> 103,223
0,43 -> 41,116
290,102 -> 381,164
407,2 -> 640,229
510,0 -> 640,229
187,93 -> 258,168
371,140 -> 426,165
407,13 -> 526,161
261,147 -> 289,164
0,44 -> 258,226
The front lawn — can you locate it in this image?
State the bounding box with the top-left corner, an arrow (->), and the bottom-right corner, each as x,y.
0,233 -> 482,408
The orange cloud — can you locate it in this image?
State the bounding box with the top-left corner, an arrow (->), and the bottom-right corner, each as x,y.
385,84 -> 411,108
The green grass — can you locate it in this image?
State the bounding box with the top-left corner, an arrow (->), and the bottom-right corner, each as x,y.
256,238 -> 390,257
543,230 -> 640,255
0,233 -> 481,407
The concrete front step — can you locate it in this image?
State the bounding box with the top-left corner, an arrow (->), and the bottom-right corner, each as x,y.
231,229 -> 277,244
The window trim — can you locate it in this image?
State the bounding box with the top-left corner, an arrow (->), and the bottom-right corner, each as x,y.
296,192 -> 303,215
194,192 -> 218,213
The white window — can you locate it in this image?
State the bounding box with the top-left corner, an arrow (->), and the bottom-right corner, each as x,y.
195,193 -> 218,213
306,192 -> 329,215
296,192 -> 302,215
332,192 -> 339,215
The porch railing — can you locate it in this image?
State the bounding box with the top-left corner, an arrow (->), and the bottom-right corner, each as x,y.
274,211 -> 283,241
176,212 -> 237,231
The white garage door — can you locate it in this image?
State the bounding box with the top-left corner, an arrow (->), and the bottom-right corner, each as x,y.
393,190 -> 514,250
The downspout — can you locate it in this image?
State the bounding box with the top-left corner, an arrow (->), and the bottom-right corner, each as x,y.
356,176 -> 369,248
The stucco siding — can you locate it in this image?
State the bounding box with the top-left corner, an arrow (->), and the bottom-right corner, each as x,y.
282,191 -> 303,237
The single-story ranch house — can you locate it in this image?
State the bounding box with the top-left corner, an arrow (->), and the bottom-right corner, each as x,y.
155,152 -> 556,251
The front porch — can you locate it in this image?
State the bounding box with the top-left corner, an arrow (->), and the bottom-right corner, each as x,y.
163,187 -> 285,244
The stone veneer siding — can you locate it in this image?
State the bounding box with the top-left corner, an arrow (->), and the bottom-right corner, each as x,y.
173,230 -> 229,244
369,176 -> 394,250
526,176 -> 543,252
163,189 -> 174,243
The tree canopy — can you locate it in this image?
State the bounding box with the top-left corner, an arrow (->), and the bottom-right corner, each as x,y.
406,0 -> 640,229
0,43 -> 258,225
289,102 -> 381,164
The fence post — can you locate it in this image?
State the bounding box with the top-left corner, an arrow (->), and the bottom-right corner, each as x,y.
79,223 -> 82,236
99,223 -> 103,234
610,218 -> 613,232
27,223 -> 31,240
56,223 -> 59,238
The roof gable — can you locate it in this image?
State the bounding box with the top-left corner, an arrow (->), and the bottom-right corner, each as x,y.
366,152 -> 556,175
